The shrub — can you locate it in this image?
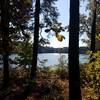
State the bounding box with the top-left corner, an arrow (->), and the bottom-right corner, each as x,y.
81,51 -> 100,99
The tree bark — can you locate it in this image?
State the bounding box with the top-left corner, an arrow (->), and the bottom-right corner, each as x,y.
30,0 -> 40,80
1,0 -> 10,87
68,0 -> 82,100
90,0 -> 97,52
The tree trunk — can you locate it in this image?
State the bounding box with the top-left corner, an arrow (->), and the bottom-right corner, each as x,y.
68,0 -> 82,100
30,0 -> 40,80
90,0 -> 97,52
1,0 -> 10,87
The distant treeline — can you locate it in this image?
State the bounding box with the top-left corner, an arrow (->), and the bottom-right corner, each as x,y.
0,46 -> 89,55
38,46 -> 89,54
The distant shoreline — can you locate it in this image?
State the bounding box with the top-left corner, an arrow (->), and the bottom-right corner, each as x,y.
0,47 -> 89,55
38,46 -> 89,54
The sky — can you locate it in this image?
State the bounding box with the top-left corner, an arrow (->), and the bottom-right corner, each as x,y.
43,0 -> 89,48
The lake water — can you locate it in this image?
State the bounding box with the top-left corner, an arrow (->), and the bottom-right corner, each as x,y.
38,53 -> 89,66
0,53 -> 89,68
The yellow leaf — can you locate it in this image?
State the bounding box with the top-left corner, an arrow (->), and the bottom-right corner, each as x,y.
96,34 -> 100,40
56,33 -> 65,42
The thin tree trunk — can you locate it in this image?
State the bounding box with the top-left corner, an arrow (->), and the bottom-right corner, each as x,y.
30,0 -> 40,80
1,0 -> 10,87
68,0 -> 82,100
90,0 -> 97,52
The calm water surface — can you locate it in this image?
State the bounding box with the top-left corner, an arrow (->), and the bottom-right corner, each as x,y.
38,53 -> 89,66
0,53 -> 89,68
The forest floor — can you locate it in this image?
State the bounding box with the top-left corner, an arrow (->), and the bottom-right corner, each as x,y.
0,67 -> 91,100
0,67 -> 69,100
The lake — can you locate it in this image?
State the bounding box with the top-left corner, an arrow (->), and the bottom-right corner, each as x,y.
0,53 -> 89,68
38,53 -> 89,66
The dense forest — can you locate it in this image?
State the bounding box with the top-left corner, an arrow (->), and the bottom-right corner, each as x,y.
0,0 -> 100,100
